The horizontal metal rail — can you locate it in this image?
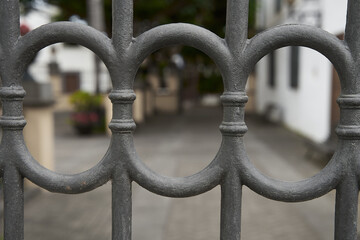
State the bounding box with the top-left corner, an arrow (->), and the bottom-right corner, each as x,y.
0,0 -> 359,239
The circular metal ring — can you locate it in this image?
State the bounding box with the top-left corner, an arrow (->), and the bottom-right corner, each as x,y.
239,24 -> 351,201
12,135 -> 114,193
11,22 -> 119,193
125,23 -> 230,196
128,151 -> 224,198
239,152 -> 344,202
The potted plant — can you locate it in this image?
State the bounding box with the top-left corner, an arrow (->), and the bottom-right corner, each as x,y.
69,91 -> 103,135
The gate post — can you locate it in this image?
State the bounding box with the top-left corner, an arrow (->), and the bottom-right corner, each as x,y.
0,1 -> 27,239
334,0 -> 360,239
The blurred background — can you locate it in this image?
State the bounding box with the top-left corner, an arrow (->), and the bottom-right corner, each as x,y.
0,0 -> 356,239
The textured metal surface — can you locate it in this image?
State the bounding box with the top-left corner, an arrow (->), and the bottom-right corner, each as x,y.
0,0 -> 359,239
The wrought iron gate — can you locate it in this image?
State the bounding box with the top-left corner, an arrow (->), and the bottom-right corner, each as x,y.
0,0 -> 359,239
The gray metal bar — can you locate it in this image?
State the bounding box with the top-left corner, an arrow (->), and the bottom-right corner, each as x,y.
3,165 -> 24,240
109,88 -> 134,240
341,0 -> 360,94
112,168 -> 132,240
111,0 -> 134,90
218,91 -> 246,239
0,0 -> 20,86
345,0 -> 360,64
225,0 -> 248,55
335,9 -> 360,239
0,0 -> 19,51
335,174 -> 358,240
112,0 -> 133,53
220,172 -> 242,240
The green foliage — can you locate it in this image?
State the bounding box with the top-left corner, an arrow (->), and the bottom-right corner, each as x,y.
69,90 -> 102,112
133,0 -> 227,37
21,0 -> 256,38
198,70 -> 224,94
19,0 -> 35,13
248,0 -> 257,37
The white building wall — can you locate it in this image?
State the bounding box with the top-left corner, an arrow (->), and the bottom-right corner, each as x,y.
256,0 -> 285,29
255,57 -> 270,113
286,49 -> 332,142
55,46 -> 96,93
321,0 -> 347,35
255,0 -> 346,143
255,47 -> 331,142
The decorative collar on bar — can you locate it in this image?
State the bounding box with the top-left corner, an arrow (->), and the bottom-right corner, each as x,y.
109,90 -> 136,104
337,94 -> 360,109
0,86 -> 26,100
109,119 -> 136,133
219,121 -> 248,136
0,116 -> 26,130
220,92 -> 248,107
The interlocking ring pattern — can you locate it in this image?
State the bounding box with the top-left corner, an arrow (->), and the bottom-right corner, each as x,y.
1,0 -> 360,239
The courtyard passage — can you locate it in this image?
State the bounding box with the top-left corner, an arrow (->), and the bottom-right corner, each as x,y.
23,107 -> 339,240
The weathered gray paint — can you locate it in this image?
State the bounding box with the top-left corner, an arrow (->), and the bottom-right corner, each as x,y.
0,0 -> 359,239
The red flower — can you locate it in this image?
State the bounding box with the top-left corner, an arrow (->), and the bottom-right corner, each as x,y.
72,112 -> 99,125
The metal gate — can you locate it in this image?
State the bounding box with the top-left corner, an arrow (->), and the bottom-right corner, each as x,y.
0,0 -> 359,239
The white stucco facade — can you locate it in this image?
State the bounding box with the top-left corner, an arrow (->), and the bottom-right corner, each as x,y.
255,0 -> 347,143
29,44 -> 111,93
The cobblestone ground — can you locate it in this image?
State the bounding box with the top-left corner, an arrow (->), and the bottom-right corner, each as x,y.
19,107 -> 348,239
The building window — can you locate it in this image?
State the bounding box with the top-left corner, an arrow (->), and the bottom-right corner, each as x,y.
63,71 -> 80,93
268,51 -> 276,88
275,0 -> 282,13
290,46 -> 300,89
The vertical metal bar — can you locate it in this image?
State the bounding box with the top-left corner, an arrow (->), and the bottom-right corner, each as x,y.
344,0 -> 360,94
337,3 -> 360,239
112,0 -> 133,52
0,0 -> 20,50
219,93 -> 246,239
334,175 -> 358,240
220,171 -> 242,240
0,0 -> 20,86
112,167 -> 132,240
345,0 -> 360,63
225,0 -> 249,55
109,90 -> 135,239
3,165 -> 24,240
0,2 -> 24,238
111,0 -> 134,90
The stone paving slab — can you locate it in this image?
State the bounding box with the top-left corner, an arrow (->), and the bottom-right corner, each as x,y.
17,107 -> 352,239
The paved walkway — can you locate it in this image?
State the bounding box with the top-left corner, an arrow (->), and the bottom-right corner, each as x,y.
23,107 -> 339,239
